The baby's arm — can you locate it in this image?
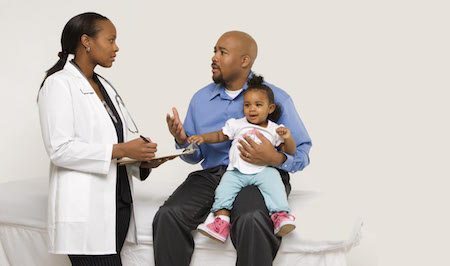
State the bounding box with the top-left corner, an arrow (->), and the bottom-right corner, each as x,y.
276,127 -> 296,155
188,130 -> 229,145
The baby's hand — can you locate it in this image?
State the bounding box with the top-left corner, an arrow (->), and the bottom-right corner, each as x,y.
276,127 -> 291,139
187,135 -> 205,145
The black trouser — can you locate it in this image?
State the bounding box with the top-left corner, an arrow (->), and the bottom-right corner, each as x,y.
152,165 -> 291,266
68,204 -> 131,266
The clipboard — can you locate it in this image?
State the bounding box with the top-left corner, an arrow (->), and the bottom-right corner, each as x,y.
117,143 -> 198,165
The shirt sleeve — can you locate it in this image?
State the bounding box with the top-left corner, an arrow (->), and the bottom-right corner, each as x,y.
275,97 -> 312,173
222,118 -> 237,139
38,77 -> 112,175
176,96 -> 204,164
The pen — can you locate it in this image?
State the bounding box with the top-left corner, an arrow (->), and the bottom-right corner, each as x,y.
140,135 -> 151,143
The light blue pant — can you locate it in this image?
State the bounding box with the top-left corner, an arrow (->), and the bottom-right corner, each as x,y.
211,167 -> 290,214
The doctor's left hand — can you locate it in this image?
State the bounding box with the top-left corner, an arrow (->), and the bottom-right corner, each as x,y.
140,156 -> 175,169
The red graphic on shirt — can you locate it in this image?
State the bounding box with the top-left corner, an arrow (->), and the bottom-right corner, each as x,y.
243,129 -> 264,145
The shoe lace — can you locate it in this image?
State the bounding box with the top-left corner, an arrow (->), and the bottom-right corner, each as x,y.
273,212 -> 295,228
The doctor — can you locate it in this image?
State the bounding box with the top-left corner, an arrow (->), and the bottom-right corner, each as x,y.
38,12 -> 166,265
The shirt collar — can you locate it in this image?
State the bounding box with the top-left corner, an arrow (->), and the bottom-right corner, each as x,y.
64,59 -> 85,79
64,60 -> 101,94
209,71 -> 254,101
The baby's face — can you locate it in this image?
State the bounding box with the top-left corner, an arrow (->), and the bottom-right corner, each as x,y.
243,90 -> 274,127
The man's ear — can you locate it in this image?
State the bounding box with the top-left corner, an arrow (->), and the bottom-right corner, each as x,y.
241,55 -> 251,68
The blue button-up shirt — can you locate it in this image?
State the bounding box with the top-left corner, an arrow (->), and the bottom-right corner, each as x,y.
177,74 -> 312,173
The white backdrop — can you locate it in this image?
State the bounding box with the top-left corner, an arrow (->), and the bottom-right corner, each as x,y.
1,0 -> 449,265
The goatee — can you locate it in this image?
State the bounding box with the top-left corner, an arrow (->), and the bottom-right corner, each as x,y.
213,75 -> 224,85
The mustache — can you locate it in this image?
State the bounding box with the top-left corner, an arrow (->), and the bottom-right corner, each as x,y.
211,63 -> 220,69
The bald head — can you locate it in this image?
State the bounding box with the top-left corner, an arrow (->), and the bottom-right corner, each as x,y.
211,31 -> 259,86
220,31 -> 258,66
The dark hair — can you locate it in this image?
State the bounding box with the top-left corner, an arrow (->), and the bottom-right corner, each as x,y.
39,12 -> 108,88
244,75 -> 281,122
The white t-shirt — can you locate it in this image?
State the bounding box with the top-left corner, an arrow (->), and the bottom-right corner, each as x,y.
225,88 -> 243,99
222,117 -> 284,174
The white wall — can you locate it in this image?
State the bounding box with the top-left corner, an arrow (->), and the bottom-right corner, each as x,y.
1,0 -> 449,265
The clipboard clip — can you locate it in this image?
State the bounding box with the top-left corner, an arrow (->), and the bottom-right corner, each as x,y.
182,142 -> 199,155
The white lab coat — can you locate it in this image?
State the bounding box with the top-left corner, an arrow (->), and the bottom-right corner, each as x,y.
38,61 -> 146,254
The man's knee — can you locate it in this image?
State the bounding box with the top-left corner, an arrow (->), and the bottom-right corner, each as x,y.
234,208 -> 271,228
153,204 -> 178,228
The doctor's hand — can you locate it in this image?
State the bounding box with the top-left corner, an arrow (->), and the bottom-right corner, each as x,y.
140,156 -> 175,169
166,107 -> 188,145
238,131 -> 286,167
112,138 -> 157,161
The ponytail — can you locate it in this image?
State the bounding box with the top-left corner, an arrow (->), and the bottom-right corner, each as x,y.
39,51 -> 69,88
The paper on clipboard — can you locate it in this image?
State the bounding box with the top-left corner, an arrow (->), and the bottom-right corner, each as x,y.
117,143 -> 198,165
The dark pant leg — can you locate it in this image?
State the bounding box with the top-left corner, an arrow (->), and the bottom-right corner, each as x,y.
152,166 -> 227,266
230,169 -> 290,266
69,254 -> 121,266
116,204 -> 131,253
68,204 -> 131,266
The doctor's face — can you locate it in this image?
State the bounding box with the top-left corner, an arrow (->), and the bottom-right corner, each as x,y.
88,19 -> 119,68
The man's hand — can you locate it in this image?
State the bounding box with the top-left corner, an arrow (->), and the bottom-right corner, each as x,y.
238,131 -> 286,166
166,107 -> 188,145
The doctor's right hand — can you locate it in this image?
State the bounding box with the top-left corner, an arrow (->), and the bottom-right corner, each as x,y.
166,107 -> 188,145
112,138 -> 157,161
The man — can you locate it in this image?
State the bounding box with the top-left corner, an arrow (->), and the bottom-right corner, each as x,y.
153,31 -> 312,266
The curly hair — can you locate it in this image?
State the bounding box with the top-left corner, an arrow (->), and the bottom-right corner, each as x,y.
244,75 -> 281,122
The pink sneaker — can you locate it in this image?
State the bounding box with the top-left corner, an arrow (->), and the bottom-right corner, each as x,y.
271,212 -> 296,237
197,216 -> 230,242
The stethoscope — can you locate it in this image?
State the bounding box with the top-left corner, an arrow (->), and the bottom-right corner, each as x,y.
70,60 -> 200,154
70,60 -> 139,134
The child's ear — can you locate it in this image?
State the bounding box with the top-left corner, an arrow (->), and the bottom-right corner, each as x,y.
268,103 -> 276,114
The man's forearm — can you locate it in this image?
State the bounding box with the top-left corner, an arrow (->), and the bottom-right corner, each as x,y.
175,137 -> 187,146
